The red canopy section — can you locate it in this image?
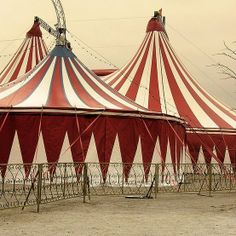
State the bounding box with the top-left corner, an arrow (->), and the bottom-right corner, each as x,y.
103,13 -> 236,166
0,21 -> 48,85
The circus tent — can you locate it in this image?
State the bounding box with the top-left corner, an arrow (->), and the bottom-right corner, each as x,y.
0,41 -> 185,179
103,11 -> 236,166
0,20 -> 48,85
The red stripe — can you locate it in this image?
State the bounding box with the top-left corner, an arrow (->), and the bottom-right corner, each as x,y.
164,36 -> 236,122
159,36 -> 202,127
46,57 -> 71,107
35,37 -> 39,65
0,40 -> 29,83
107,34 -> 150,86
126,32 -> 153,100
0,58 -> 52,106
42,40 -> 48,55
71,59 -> 131,110
9,41 -> 31,82
81,61 -> 145,110
64,58 -> 103,108
38,37 -> 44,60
26,38 -> 33,72
148,35 -> 161,111
112,34 -> 152,90
161,36 -> 232,128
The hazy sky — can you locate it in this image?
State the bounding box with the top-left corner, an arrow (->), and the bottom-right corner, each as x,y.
0,0 -> 236,108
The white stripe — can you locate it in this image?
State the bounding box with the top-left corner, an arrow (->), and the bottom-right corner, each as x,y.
152,136 -> 161,163
0,58 -> 49,99
157,33 -> 180,117
33,132 -> 48,164
0,40 -> 27,82
17,57 -> 55,107
18,38 -> 31,76
224,148 -> 231,164
135,34 -> 154,108
31,37 -> 36,68
133,137 -> 142,163
160,35 -> 217,127
162,35 -> 236,128
105,34 -> 151,85
35,37 -> 40,64
117,35 -> 152,95
198,146 -> 205,163
73,58 -> 140,110
109,135 -> 122,163
58,133 -> 73,163
61,58 -> 88,108
70,59 -> 119,109
86,133 -> 99,162
8,131 -> 23,164
1,39 -> 30,84
211,146 -> 218,164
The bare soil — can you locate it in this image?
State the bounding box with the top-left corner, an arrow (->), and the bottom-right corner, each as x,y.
0,192 -> 236,236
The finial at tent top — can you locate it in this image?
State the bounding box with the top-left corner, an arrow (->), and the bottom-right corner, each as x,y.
146,9 -> 167,35
154,9 -> 162,17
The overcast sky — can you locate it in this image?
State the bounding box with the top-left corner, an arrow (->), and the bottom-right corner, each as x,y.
0,0 -> 235,108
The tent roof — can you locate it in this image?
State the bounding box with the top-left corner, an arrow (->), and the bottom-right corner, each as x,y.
103,15 -> 236,129
0,21 -> 48,85
0,45 -> 148,112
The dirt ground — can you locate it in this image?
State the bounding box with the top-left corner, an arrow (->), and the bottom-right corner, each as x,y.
0,192 -> 236,236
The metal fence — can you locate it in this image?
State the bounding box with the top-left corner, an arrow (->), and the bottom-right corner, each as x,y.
0,163 -> 236,211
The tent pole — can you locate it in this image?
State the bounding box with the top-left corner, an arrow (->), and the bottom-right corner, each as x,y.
37,164 -> 43,213
154,164 -> 159,198
83,163 -> 88,203
208,164 -> 212,197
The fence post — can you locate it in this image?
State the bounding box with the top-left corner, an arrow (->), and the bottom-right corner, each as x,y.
229,164 -> 232,192
2,176 -> 5,194
63,163 -> 67,198
121,166 -> 124,195
208,164 -> 212,197
154,164 -> 159,198
183,164 -> 187,192
83,163 -> 88,203
37,164 -> 43,213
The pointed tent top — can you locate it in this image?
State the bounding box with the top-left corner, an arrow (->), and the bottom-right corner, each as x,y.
146,10 -> 167,35
0,21 -> 48,85
26,21 -> 43,38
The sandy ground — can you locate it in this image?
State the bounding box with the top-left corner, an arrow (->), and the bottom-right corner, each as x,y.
0,193 -> 236,236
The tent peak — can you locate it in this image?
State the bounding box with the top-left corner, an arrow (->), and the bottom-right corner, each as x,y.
50,45 -> 74,58
146,10 -> 166,34
26,21 -> 43,38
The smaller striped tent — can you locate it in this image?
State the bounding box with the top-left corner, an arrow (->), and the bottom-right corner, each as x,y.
103,12 -> 236,166
0,20 -> 48,85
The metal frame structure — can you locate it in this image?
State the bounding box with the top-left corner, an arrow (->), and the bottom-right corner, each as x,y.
35,0 -> 71,48
0,162 -> 235,212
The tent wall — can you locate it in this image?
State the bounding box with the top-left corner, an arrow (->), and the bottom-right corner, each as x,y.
0,113 -> 185,179
186,133 -> 236,169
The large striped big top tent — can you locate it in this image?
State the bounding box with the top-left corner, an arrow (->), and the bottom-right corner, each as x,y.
103,12 -> 236,166
0,43 -> 185,179
0,20 -> 48,85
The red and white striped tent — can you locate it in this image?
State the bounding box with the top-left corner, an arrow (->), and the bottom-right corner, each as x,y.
0,43 -> 185,179
103,12 -> 236,166
0,20 -> 48,85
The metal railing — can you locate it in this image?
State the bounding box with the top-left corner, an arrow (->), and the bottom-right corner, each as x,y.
0,163 -> 236,211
